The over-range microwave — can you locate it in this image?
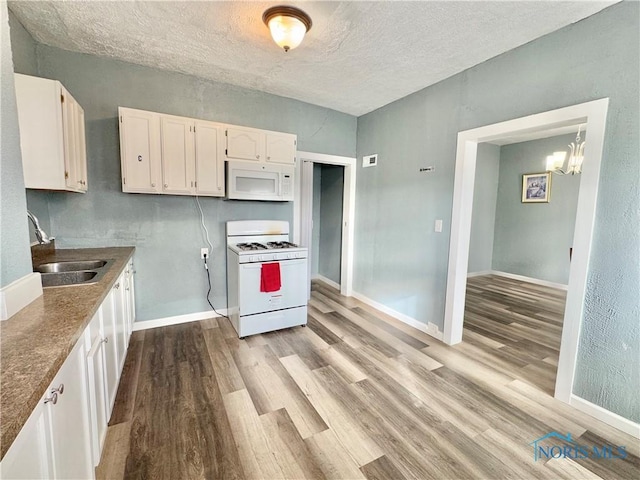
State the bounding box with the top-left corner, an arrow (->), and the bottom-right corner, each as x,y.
226,160 -> 294,201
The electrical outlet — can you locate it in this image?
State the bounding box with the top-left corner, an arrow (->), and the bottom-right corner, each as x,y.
200,248 -> 209,259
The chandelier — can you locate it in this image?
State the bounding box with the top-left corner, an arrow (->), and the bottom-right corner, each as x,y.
546,125 -> 585,175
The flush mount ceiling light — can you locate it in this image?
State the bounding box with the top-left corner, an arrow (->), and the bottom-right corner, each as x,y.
262,5 -> 312,52
546,124 -> 586,175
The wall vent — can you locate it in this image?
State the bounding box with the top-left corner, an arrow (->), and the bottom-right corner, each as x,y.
362,154 -> 378,168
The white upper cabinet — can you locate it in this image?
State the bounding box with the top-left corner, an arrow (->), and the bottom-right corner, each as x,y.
14,74 -> 88,192
226,126 -> 296,165
265,132 -> 296,165
119,107 -> 162,194
119,107 -> 224,197
194,120 -> 225,196
226,127 -> 265,162
160,115 -> 195,195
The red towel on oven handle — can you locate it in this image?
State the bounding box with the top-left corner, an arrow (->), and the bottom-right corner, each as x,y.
260,262 -> 281,292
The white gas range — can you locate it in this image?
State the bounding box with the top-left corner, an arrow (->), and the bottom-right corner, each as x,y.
226,220 -> 308,338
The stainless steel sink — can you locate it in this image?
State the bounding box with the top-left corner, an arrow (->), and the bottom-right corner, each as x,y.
41,271 -> 98,288
35,260 -> 107,273
34,259 -> 113,288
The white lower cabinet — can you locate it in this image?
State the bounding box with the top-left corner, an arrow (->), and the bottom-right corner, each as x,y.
1,259 -> 136,476
0,396 -> 51,479
101,286 -> 120,415
86,314 -> 108,468
46,339 -> 94,480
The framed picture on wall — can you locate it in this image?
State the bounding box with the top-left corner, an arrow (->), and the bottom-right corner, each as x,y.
522,172 -> 551,203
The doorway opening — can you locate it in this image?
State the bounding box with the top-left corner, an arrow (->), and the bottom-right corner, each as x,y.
294,151 -> 356,298
466,129 -> 584,395
443,98 -> 609,407
311,163 -> 345,290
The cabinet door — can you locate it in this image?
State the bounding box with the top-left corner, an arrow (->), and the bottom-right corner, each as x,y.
124,260 -> 136,340
0,396 -> 51,479
113,274 -> 128,372
194,120 -> 224,196
101,291 -> 119,415
86,335 -> 108,467
14,74 -> 67,190
226,127 -> 265,162
265,132 -> 296,165
161,115 -> 195,194
45,340 -> 93,480
61,87 -> 81,190
119,108 -> 161,193
75,103 -> 88,191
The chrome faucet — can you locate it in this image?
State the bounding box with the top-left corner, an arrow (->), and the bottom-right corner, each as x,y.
27,210 -> 51,245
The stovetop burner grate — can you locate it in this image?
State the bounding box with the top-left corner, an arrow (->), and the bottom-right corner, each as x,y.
266,241 -> 299,249
236,242 -> 268,251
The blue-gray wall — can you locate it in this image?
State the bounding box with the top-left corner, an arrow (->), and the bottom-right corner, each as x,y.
318,164 -> 344,284
356,2 -> 639,421
7,11 -> 50,246
8,24 -> 356,321
492,134 -> 581,284
468,143 -> 500,273
1,4 -> 32,288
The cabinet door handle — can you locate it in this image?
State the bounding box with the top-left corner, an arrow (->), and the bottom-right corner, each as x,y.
256,154 -> 260,159
51,384 -> 64,395
138,155 -> 143,162
114,283 -> 120,289
44,392 -> 58,405
164,184 -> 168,188
267,156 -> 271,160
101,337 -> 109,344
151,182 -> 156,187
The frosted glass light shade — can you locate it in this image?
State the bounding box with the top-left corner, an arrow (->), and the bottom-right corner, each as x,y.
267,15 -> 307,51
263,6 -> 312,52
546,151 -> 566,172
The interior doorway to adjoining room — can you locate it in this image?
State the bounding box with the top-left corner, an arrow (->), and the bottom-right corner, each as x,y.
466,130 -> 584,395
295,151 -> 356,299
311,164 -> 345,290
443,98 -> 609,408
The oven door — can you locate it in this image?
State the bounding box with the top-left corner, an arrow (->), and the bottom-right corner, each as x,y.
238,258 -> 307,316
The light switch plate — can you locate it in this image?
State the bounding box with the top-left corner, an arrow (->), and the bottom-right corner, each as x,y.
435,219 -> 443,233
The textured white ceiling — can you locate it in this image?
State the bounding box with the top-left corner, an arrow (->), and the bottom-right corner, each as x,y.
9,1 -> 616,116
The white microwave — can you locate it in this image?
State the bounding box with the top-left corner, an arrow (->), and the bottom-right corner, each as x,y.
227,160 -> 294,201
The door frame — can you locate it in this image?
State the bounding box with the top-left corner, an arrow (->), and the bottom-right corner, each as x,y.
294,151 -> 356,297
443,98 -> 609,404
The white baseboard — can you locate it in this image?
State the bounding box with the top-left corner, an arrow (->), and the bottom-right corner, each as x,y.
133,308 -> 229,331
570,394 -> 640,439
467,270 -> 493,278
350,290 -> 444,341
470,270 -> 568,290
312,274 -> 341,290
0,272 -> 43,321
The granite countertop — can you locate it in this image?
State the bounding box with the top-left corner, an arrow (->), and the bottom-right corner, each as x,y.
0,246 -> 135,460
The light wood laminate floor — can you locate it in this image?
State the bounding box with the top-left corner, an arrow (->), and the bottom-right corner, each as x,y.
97,278 -> 638,480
